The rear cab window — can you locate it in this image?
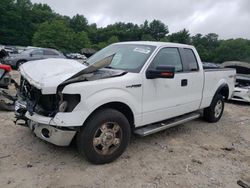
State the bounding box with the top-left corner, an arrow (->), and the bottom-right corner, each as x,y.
181,48 -> 199,72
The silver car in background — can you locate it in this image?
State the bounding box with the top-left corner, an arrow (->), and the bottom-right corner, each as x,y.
4,48 -> 65,69
222,61 -> 250,103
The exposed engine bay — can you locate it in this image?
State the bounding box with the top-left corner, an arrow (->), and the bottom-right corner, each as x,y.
222,61 -> 250,103
16,68 -> 127,121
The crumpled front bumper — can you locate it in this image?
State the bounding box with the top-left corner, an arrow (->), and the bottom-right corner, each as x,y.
28,120 -> 76,146
232,87 -> 250,103
15,101 -> 76,146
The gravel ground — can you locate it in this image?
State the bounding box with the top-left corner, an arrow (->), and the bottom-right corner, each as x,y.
0,72 -> 249,188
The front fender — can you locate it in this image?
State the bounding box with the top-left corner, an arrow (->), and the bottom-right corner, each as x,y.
54,84 -> 142,127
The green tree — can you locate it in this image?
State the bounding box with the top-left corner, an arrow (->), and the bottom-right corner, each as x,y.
0,0 -> 33,45
214,39 -> 250,63
31,3 -> 55,24
107,36 -> 119,44
71,31 -> 91,52
141,34 -> 154,41
169,29 -> 191,44
32,20 -> 74,52
33,20 -> 91,53
69,14 -> 88,32
148,20 -> 169,41
191,33 -> 220,62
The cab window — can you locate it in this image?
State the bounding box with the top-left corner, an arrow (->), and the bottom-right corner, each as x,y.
183,48 -> 199,71
150,48 -> 183,72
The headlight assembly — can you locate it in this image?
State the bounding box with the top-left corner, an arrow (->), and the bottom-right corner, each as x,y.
58,94 -> 81,112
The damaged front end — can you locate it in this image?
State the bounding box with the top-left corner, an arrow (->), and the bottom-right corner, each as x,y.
16,76 -> 81,120
15,76 -> 80,146
15,55 -> 127,146
222,61 -> 250,103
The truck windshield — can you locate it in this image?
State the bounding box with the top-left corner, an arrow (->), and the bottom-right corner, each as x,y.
87,44 -> 156,73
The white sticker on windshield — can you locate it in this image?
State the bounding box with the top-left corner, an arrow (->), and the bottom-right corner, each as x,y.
133,48 -> 151,54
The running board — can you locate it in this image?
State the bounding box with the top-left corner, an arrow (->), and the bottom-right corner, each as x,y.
134,112 -> 201,136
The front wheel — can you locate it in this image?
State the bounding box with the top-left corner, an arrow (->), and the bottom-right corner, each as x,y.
204,94 -> 224,123
77,108 -> 131,164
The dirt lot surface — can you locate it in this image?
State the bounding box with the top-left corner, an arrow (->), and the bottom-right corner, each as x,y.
0,72 -> 249,188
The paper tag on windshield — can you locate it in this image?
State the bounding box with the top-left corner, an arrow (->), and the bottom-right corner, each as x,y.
133,48 -> 151,54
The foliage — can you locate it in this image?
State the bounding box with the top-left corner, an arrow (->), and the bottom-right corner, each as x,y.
214,39 -> 250,63
69,14 -> 88,32
148,20 -> 169,41
0,0 -> 250,62
32,20 -> 90,53
169,29 -> 191,44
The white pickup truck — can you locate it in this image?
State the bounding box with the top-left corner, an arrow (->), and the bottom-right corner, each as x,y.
15,42 -> 236,164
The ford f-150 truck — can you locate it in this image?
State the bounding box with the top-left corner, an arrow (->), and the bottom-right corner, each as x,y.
15,42 -> 236,164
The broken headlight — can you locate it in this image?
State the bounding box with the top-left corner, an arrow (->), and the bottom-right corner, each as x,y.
58,94 -> 81,112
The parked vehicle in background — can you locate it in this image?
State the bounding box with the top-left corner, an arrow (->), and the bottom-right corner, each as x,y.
3,45 -> 19,54
0,64 -> 17,111
202,62 -> 221,69
66,53 -> 87,61
4,48 -> 65,69
0,48 -> 8,64
15,42 -> 236,164
222,61 -> 250,103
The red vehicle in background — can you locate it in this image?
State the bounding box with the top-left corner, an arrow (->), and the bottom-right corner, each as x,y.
0,63 -> 18,111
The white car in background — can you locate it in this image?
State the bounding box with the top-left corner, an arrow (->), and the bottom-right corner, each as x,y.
222,61 -> 250,103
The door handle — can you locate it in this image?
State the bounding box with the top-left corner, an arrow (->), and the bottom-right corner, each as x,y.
181,79 -> 188,87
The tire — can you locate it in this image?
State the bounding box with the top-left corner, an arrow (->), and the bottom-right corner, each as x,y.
77,108 -> 131,164
204,94 -> 224,123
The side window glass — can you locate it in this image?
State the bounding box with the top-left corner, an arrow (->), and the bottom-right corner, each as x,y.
44,50 -> 58,56
31,49 -> 43,55
150,48 -> 183,72
184,49 -> 199,71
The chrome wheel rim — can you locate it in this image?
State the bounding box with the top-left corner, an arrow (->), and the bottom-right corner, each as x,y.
214,100 -> 223,118
93,122 -> 122,155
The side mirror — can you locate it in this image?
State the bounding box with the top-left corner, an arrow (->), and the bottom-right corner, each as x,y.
146,65 -> 175,79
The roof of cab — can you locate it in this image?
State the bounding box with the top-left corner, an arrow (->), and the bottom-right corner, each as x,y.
114,41 -> 194,49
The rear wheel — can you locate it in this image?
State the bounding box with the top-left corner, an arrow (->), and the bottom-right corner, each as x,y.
204,94 -> 224,123
77,108 -> 131,164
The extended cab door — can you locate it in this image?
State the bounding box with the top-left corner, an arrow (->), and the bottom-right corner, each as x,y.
142,47 -> 204,125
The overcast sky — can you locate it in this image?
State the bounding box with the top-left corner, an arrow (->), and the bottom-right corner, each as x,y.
31,0 -> 250,39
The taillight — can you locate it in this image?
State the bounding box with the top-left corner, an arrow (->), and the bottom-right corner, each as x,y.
0,64 -> 12,72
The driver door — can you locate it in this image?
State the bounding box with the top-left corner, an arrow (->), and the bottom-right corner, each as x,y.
142,47 -> 188,125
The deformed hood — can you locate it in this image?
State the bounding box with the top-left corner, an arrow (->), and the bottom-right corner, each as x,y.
20,54 -> 119,94
20,58 -> 86,93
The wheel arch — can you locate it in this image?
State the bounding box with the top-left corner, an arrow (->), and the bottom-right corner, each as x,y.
215,83 -> 229,100
84,102 -> 135,129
